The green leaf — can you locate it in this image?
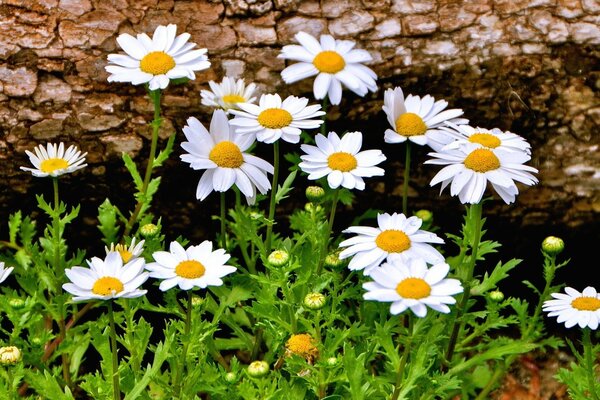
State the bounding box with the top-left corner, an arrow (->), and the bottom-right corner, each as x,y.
275,170 -> 297,204
153,133 -> 176,168
123,153 -> 143,191
8,211 -> 22,244
97,199 -> 120,246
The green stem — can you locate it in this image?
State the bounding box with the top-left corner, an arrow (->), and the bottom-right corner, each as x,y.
108,300 -> 121,400
175,292 -> 193,398
474,361 -> 506,400
264,141 -> 280,254
583,329 -> 600,400
524,254 -> 556,340
391,315 -> 413,400
320,97 -> 328,136
316,189 -> 340,275
402,141 -> 411,216
220,191 -> 227,249
124,88 -> 162,237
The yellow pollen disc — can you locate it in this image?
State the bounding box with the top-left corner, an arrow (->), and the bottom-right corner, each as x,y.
139,51 -> 175,75
209,141 -> 244,168
327,152 -> 357,172
92,277 -> 124,296
313,51 -> 346,74
286,333 -> 318,357
222,94 -> 246,103
395,113 -> 427,137
257,108 -> 293,129
463,148 -> 500,172
175,260 -> 206,279
40,158 -> 69,173
571,296 -> 600,311
396,278 -> 431,299
469,133 -> 501,148
117,248 -> 133,263
375,230 -> 411,253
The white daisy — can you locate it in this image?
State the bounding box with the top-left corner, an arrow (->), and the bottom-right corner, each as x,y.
62,252 -> 148,302
180,109 -> 274,203
228,93 -> 325,144
440,122 -> 532,154
383,86 -> 467,151
543,286 -> 600,330
20,142 -> 87,178
363,258 -> 463,317
146,240 -> 236,291
298,131 -> 386,190
106,24 -> 210,91
425,143 -> 539,205
339,212 -> 444,275
200,76 -> 257,111
279,31 -> 377,105
0,262 -> 14,284
105,237 -> 145,264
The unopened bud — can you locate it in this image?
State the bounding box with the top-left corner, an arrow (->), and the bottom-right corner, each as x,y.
224,372 -> 237,383
303,292 -> 326,310
305,186 -> 325,203
268,250 -> 289,267
191,295 -> 204,307
542,236 -> 564,255
247,360 -> 270,377
415,209 -> 433,224
326,357 -> 339,367
324,250 -> 344,268
140,223 -> 159,238
9,298 -> 25,310
304,203 -> 323,213
489,290 -> 504,302
0,346 -> 21,365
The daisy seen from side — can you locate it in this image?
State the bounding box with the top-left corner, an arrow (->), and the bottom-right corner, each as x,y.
0,262 -> 14,284
440,122 -> 532,154
543,286 -> 600,330
279,31 -> 378,105
20,142 -> 87,178
106,24 -> 210,91
200,76 -> 257,111
363,258 -> 463,317
105,237 -> 145,264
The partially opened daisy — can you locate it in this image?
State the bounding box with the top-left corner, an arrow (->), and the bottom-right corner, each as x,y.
383,86 -> 467,151
229,93 -> 324,144
106,24 -> 210,90
543,286 -> 600,330
62,252 -> 148,302
279,31 -> 377,105
339,212 -> 444,275
298,131 -> 385,190
0,262 -> 14,284
146,240 -> 236,291
105,237 -> 145,264
180,110 -> 274,204
425,143 -> 539,204
440,122 -> 532,154
200,76 -> 257,111
363,258 -> 463,317
20,142 -> 87,178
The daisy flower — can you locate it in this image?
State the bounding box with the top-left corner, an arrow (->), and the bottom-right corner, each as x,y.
180,110 -> 274,203
200,76 -> 257,111
425,143 -> 539,205
62,252 -> 148,302
279,31 -> 377,105
543,286 -> 600,330
383,86 -> 467,151
339,212 -> 444,275
229,93 -> 325,144
298,131 -> 386,190
363,258 -> 463,317
440,122 -> 532,154
20,142 -> 87,178
146,240 -> 236,291
106,24 -> 210,91
105,237 -> 145,264
0,262 -> 14,284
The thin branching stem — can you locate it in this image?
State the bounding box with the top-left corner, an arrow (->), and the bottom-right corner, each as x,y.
391,315 -> 413,400
583,329 -> 600,400
402,141 -> 411,216
316,189 -> 340,275
175,292 -> 193,398
220,191 -> 227,249
265,141 -> 280,255
108,300 -> 121,400
320,97 -> 328,136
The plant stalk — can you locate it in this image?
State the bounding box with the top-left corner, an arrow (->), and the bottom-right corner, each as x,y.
220,191 -> 227,249
175,292 -> 193,398
264,140 -> 280,254
391,315 -> 413,400
402,141 -> 411,216
583,329 -> 600,400
316,189 -> 340,275
108,300 -> 121,400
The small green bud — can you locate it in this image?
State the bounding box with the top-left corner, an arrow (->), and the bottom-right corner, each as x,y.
324,250 -> 344,268
542,236 -> 564,255
191,295 -> 204,307
305,186 -> 325,203
303,292 -> 326,310
9,298 -> 26,310
268,250 -> 289,267
140,223 -> 159,238
224,372 -> 237,383
249,211 -> 263,220
304,203 -> 323,213
0,346 -> 21,365
326,357 -> 339,367
30,337 -> 44,346
489,290 -> 504,302
415,209 -> 433,224
247,360 -> 270,378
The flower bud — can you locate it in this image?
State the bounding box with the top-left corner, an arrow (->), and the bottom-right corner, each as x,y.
268,250 -> 289,267
247,360 -> 270,378
224,372 -> 237,383
140,223 -> 159,238
304,203 -> 323,213
415,209 -> 433,224
9,298 -> 26,310
191,295 -> 204,307
0,346 -> 21,365
489,290 -> 504,302
303,292 -> 326,310
324,250 -> 344,268
542,236 -> 564,255
305,186 -> 325,203
326,357 -> 339,367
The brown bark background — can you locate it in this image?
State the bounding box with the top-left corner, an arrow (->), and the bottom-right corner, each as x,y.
0,0 -> 598,293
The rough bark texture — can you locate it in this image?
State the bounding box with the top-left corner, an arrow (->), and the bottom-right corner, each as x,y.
0,0 -> 598,286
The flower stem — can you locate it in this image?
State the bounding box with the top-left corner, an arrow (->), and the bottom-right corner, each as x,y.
320,97 -> 328,136
108,300 -> 121,400
316,189 -> 340,275
264,140 -> 280,255
175,292 -> 193,398
391,315 -> 413,400
220,191 -> 227,249
583,329 -> 600,400
402,141 -> 411,216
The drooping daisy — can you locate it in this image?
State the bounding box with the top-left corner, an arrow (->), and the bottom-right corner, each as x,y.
0,262 -> 14,284
543,286 -> 600,330
200,76 -> 257,111
106,24 -> 210,91
363,258 -> 463,317
105,237 -> 145,264
425,143 -> 539,205
62,252 -> 148,302
279,31 -> 377,105
339,212 -> 444,275
20,142 -> 87,178
146,240 -> 236,291
180,110 -> 274,204
298,131 -> 386,190
439,122 -> 532,154
228,93 -> 325,144
383,86 -> 467,151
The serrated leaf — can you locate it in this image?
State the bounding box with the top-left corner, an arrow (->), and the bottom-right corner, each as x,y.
123,153 -> 143,191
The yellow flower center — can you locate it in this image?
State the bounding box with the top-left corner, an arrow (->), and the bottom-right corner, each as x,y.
463,148 -> 501,172
257,108 -> 293,129
139,51 -> 175,75
395,113 -> 427,137
313,51 -> 346,74
571,296 -> 600,311
375,230 -> 411,253
286,333 -> 318,358
209,141 -> 244,168
469,133 -> 501,148
396,278 -> 431,299
222,94 -> 246,103
92,277 -> 124,296
114,244 -> 133,263
327,152 -> 357,172
175,260 -> 206,279
40,158 -> 69,173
